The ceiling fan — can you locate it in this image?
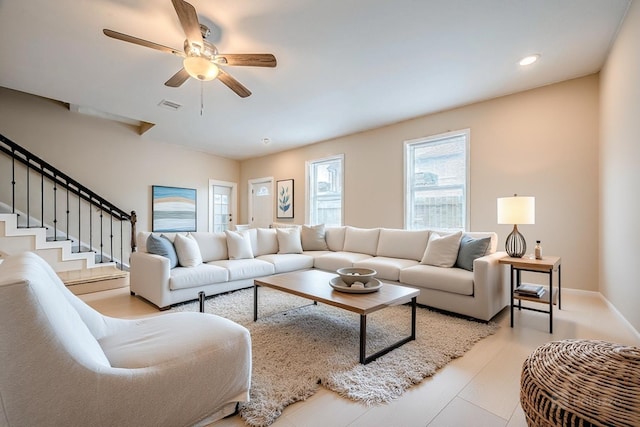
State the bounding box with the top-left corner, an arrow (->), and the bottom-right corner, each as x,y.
103,0 -> 276,98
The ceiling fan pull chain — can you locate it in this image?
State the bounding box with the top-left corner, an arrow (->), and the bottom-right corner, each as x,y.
200,81 -> 204,116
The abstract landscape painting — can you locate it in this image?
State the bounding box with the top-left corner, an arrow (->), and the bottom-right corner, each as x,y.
152,186 -> 197,232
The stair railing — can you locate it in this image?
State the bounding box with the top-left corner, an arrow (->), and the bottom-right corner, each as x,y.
0,133 -> 136,269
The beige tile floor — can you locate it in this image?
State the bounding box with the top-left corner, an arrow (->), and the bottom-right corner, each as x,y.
81,288 -> 640,427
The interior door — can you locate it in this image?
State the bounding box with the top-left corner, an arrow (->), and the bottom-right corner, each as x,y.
209,180 -> 237,232
249,178 -> 273,228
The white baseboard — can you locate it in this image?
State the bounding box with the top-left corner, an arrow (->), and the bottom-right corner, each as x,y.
598,292 -> 640,342
559,288 -> 640,342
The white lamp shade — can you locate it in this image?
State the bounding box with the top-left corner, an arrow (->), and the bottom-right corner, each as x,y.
183,56 -> 219,81
497,196 -> 535,225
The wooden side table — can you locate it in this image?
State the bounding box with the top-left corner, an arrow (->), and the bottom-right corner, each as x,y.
498,256 -> 561,333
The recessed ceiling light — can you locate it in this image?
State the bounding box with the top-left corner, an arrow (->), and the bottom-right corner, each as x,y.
519,54 -> 540,66
261,137 -> 271,145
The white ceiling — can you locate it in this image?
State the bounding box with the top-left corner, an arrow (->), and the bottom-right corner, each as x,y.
0,0 -> 631,160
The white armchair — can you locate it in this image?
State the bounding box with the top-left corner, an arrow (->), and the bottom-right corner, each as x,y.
0,252 -> 252,426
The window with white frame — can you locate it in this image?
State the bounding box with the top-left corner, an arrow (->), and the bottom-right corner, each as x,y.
306,155 -> 344,226
405,130 -> 469,231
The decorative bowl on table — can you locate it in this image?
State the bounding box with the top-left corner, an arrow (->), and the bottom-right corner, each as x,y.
336,267 -> 377,285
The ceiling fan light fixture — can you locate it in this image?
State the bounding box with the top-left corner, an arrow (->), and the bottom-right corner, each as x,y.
183,56 -> 219,81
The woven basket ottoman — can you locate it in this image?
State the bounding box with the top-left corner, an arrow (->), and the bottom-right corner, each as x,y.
520,340 -> 640,427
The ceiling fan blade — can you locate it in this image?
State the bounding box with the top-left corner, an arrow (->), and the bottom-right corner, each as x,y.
218,70 -> 251,98
103,29 -> 184,57
171,0 -> 203,48
165,68 -> 191,87
216,54 -> 277,67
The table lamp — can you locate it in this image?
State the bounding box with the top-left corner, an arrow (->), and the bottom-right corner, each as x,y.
497,195 -> 535,258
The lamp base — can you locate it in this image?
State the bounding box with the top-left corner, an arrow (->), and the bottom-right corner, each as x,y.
505,225 -> 527,258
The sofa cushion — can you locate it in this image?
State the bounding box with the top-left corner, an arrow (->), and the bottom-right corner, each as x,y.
376,229 -> 430,261
257,254 -> 315,273
343,226 -> 380,256
99,311 -> 248,369
420,231 -> 463,267
400,264 -> 474,296
325,226 -> 346,251
277,227 -> 303,254
301,224 -> 329,251
455,235 -> 491,271
191,231 -> 228,262
210,259 -> 275,280
225,230 -> 254,260
354,257 -> 419,281
146,234 -> 178,268
314,251 -> 373,271
256,228 -> 278,256
173,234 -> 203,267
169,264 -> 229,290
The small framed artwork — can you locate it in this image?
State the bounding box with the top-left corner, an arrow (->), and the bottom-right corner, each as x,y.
152,185 -> 197,232
276,179 -> 294,219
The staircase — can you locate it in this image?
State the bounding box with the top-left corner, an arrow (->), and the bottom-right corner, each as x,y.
0,133 -> 136,294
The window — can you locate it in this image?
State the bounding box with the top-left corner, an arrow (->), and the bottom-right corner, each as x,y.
405,130 -> 469,231
306,155 -> 344,226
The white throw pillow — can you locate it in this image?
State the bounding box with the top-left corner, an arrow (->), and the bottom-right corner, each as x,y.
173,233 -> 203,267
301,224 -> 329,251
277,227 -> 303,254
225,230 -> 254,260
420,231 -> 463,267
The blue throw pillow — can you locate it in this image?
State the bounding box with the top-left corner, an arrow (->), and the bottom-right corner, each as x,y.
455,235 -> 491,271
146,234 -> 178,268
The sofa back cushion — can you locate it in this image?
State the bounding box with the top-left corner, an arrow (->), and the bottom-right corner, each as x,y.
343,226 -> 380,256
301,224 -> 329,251
376,228 -> 430,261
325,226 -> 346,251
256,228 -> 279,256
191,232 -> 228,262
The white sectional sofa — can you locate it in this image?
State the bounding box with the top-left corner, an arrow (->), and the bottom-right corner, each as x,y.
130,225 -> 509,321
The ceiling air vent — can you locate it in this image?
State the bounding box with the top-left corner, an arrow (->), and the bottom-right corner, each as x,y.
158,99 -> 182,111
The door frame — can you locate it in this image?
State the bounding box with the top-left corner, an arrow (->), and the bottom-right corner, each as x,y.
248,177 -> 274,228
208,179 -> 237,232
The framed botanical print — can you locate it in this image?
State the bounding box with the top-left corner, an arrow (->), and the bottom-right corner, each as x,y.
276,179 -> 294,219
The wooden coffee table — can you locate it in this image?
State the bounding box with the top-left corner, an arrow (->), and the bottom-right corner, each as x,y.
254,269 -> 420,364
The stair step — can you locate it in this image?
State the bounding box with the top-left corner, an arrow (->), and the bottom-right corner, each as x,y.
58,266 -> 129,295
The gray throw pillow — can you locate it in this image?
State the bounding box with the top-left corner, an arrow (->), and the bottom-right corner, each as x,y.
146,234 -> 178,268
455,235 -> 491,271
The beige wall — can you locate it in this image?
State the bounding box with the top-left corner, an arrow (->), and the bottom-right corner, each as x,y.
600,0 -> 640,332
0,87 -> 240,234
241,75 -> 600,292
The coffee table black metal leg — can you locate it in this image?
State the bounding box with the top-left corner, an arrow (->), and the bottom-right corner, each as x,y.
253,284 -> 259,321
359,315 -> 367,364
360,297 -> 417,364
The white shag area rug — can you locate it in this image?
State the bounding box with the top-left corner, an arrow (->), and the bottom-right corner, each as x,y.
171,287 -> 498,427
